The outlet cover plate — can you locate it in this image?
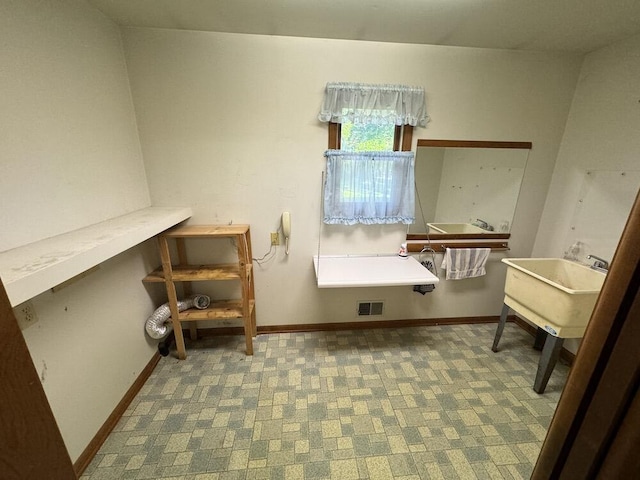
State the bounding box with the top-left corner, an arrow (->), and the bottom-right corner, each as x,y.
14,300 -> 39,330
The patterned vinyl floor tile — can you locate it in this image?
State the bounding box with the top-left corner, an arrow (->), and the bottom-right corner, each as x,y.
81,323 -> 569,479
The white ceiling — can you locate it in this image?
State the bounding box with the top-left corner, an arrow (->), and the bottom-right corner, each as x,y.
88,0 -> 640,54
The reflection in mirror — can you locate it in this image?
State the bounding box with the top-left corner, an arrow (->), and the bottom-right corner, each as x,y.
409,140 -> 531,239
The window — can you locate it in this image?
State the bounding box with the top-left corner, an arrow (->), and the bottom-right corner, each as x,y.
318,82 -> 428,225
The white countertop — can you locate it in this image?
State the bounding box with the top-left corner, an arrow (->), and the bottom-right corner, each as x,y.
313,254 -> 439,288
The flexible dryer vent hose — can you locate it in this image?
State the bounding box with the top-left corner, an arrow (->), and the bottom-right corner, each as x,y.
145,294 -> 210,340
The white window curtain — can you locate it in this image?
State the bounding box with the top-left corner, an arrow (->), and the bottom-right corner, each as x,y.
318,82 -> 429,126
323,150 -> 415,225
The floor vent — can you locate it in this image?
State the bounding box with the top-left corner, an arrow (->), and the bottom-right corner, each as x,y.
357,301 -> 384,316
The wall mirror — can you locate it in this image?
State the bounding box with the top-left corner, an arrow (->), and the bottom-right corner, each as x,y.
408,140 -> 531,242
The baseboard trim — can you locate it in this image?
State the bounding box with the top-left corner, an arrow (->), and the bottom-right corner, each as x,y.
260,316 -> 504,333
194,315 -> 502,338
194,315 -> 575,364
73,351 -> 161,476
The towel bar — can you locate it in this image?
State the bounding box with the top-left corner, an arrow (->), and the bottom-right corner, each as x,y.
407,242 -> 509,253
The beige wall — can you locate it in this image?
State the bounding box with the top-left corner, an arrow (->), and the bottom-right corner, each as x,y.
122,27 -> 582,328
24,243 -> 163,461
533,33 -> 640,353
0,1 -> 159,461
0,0 -> 150,251
534,33 -> 640,260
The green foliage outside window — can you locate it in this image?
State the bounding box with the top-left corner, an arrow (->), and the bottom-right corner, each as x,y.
336,115 -> 398,203
341,122 -> 395,152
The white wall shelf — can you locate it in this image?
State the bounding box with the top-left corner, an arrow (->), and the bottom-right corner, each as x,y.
0,206 -> 192,306
313,254 -> 439,288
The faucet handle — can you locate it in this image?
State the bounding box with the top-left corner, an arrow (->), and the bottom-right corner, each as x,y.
587,254 -> 609,271
473,218 -> 491,229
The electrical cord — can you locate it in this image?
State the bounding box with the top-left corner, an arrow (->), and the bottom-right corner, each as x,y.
253,244 -> 276,265
414,180 -> 437,273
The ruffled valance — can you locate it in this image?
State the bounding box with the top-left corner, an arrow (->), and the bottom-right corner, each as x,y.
318,82 -> 428,127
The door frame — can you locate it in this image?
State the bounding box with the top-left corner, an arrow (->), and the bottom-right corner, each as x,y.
533,189 -> 640,478
0,280 -> 76,477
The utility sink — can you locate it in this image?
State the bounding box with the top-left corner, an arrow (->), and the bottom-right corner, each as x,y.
492,258 -> 606,393
501,258 -> 605,338
427,223 -> 489,234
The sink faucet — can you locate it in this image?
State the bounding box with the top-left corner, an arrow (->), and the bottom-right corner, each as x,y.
473,219 -> 494,231
587,255 -> 609,272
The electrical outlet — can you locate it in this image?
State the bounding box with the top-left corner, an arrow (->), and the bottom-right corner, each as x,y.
270,232 -> 280,246
14,300 -> 39,330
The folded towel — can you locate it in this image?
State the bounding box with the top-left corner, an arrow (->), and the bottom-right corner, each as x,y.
441,248 -> 491,280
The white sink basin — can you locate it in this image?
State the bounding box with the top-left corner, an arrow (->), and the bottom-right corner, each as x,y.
427,223 -> 489,234
502,258 -> 605,338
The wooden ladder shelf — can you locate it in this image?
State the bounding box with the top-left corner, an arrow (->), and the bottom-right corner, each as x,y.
144,225 -> 256,358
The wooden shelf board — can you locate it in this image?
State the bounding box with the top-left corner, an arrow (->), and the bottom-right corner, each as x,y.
143,264 -> 242,282
0,206 -> 192,307
178,300 -> 255,321
162,224 -> 250,238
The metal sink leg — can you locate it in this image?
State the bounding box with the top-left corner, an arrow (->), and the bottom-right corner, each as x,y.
533,333 -> 564,394
491,303 -> 510,352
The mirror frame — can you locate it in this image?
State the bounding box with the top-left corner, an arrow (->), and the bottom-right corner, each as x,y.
408,139 -> 532,242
